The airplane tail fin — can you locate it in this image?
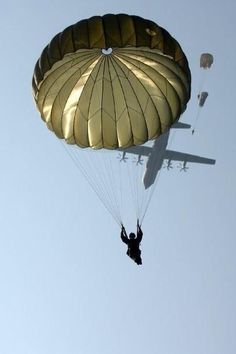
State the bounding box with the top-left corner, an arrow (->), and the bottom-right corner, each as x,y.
172,122 -> 191,129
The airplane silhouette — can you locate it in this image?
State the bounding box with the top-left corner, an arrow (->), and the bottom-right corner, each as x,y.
119,122 -> 216,189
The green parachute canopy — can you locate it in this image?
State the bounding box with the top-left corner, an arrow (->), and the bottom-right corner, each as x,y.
33,14 -> 191,149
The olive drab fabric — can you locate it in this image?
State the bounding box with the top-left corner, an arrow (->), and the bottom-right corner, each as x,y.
33,14 -> 191,149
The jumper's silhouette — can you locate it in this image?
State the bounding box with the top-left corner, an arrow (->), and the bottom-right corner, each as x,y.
121,222 -> 143,265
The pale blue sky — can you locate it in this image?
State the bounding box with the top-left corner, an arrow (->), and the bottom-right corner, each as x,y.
1,1 -> 236,353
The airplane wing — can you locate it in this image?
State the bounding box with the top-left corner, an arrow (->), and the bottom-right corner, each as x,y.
118,145 -> 152,157
164,150 -> 216,165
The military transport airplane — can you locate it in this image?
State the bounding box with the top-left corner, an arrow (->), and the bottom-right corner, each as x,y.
118,122 -> 216,189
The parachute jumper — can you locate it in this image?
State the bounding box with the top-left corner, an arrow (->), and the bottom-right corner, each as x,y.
192,53 -> 213,134
198,91 -> 208,107
33,14 -> 191,226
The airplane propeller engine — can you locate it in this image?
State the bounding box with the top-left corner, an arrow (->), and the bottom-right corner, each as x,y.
178,161 -> 189,172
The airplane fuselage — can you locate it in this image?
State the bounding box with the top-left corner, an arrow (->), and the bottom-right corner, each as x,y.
143,131 -> 169,189
118,122 -> 215,190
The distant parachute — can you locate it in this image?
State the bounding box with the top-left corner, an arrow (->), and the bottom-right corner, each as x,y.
33,14 -> 191,225
200,53 -> 214,69
198,91 -> 208,107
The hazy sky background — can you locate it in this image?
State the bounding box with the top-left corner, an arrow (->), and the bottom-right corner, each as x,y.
1,1 -> 236,353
